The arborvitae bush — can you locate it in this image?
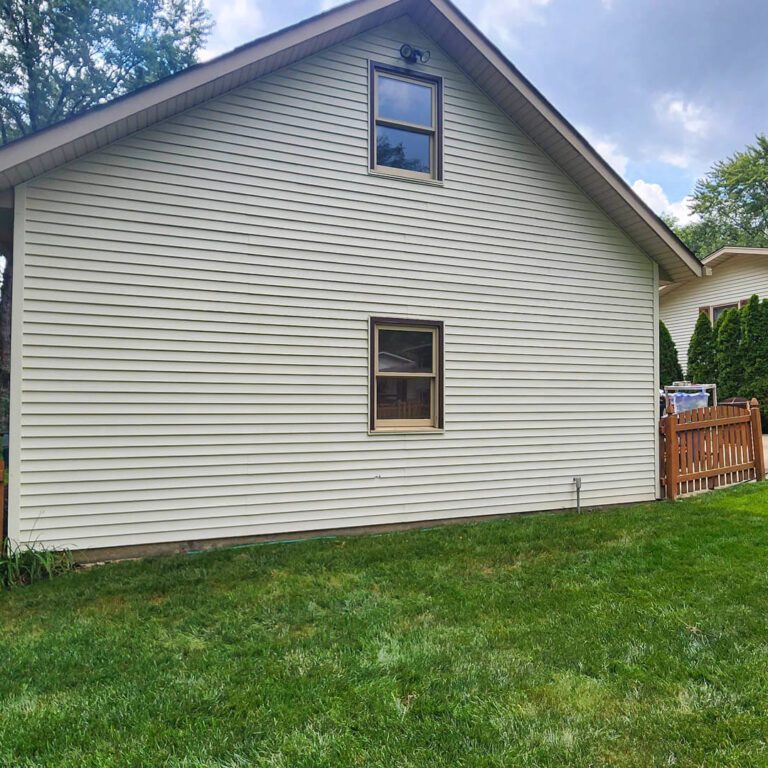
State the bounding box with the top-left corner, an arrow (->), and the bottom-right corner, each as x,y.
716,308 -> 743,398
659,320 -> 683,387
739,295 -> 762,387
688,310 -> 717,384
745,299 -> 768,408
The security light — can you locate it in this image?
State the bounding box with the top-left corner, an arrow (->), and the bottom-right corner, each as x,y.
399,43 -> 430,64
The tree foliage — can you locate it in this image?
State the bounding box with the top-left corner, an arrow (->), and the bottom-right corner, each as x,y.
715,308 -> 742,399
659,320 -> 682,388
667,135 -> 768,257
741,297 -> 768,405
687,311 -> 717,384
739,295 -> 762,386
0,0 -> 212,143
687,297 -> 768,412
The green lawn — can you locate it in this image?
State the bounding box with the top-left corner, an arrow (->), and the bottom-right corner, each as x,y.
3,485 -> 768,767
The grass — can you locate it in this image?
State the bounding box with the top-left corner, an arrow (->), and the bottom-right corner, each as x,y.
2,485 -> 768,767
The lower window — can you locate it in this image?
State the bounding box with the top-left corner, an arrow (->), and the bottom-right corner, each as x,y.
370,318 -> 444,431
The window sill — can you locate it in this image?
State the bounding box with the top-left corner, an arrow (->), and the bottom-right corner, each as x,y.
367,168 -> 444,187
368,428 -> 445,436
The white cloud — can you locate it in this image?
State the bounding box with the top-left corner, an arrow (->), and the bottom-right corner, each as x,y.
631,180 -> 668,212
592,137 -> 629,177
659,150 -> 693,169
654,93 -> 711,136
201,0 -> 264,61
319,0 -> 345,10
578,126 -> 629,177
477,0 -> 551,46
631,180 -> 698,225
666,196 -> 697,225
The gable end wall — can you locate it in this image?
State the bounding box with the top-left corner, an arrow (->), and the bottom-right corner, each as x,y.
10,16 -> 659,551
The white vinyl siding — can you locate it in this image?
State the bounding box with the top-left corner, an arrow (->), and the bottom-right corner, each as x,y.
10,17 -> 658,551
660,254 -> 768,372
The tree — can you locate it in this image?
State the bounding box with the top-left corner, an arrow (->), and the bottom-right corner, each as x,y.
740,297 -> 768,404
666,134 -> 768,257
659,320 -> 682,387
716,308 -> 743,399
687,311 -> 717,384
0,0 -> 212,143
740,295 -> 762,385
755,300 -> 768,409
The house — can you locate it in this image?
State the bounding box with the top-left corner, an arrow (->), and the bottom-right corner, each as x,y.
660,246 -> 768,370
0,0 -> 702,559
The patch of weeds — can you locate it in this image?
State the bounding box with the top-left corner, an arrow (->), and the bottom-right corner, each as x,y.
0,539 -> 75,588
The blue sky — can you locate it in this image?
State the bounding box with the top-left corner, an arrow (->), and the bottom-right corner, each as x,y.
201,0 -> 768,224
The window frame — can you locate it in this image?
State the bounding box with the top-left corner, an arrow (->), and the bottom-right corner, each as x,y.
699,298 -> 751,322
369,61 -> 443,182
369,317 -> 445,432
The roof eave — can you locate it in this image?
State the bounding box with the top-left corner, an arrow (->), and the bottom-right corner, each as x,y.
702,245 -> 768,268
0,0 -> 406,190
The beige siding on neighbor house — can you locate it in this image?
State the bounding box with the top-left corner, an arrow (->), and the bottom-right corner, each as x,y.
10,16 -> 658,551
660,254 -> 768,372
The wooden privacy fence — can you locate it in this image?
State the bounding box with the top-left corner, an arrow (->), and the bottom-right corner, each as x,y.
660,399 -> 765,499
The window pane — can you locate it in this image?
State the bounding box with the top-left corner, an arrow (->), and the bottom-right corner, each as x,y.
377,377 -> 431,420
376,126 -> 430,174
379,329 -> 433,372
377,75 -> 433,126
713,304 -> 737,322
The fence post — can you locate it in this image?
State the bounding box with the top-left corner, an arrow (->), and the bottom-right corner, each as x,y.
664,405 -> 679,500
750,399 -> 765,481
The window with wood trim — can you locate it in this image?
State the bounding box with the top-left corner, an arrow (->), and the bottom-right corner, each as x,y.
370,318 -> 444,431
698,298 -> 752,323
370,62 -> 442,181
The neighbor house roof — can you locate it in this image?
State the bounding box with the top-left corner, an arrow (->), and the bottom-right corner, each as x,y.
0,0 -> 703,282
659,245 -> 768,296
701,245 -> 768,269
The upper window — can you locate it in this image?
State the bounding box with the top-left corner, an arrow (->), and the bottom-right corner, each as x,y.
370,63 -> 442,181
370,318 -> 444,431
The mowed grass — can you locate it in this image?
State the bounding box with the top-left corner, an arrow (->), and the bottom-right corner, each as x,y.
3,485 -> 768,767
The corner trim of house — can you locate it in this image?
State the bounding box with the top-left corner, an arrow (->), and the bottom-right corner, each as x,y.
7,184 -> 25,545
652,261 -> 661,499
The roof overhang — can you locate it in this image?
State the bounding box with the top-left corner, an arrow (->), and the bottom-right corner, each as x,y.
659,245 -> 768,297
702,245 -> 768,269
0,0 -> 702,283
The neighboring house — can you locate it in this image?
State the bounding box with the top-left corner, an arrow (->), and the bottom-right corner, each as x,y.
0,0 -> 702,558
660,246 -> 768,371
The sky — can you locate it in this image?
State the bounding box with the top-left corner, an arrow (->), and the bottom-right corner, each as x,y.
200,0 -> 768,225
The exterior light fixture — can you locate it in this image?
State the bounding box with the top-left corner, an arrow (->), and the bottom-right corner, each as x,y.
399,43 -> 431,64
